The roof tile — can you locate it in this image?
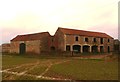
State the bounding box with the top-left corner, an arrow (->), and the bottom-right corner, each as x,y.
59,27 -> 113,38
11,32 -> 50,41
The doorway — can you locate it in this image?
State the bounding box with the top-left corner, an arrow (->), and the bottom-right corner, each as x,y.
19,43 -> 26,54
83,45 -> 90,53
73,45 -> 81,52
92,45 -> 98,53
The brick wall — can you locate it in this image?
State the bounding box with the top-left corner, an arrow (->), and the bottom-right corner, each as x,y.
26,40 -> 40,54
10,40 -> 41,54
54,28 -> 114,53
54,29 -> 65,51
10,41 -> 19,53
2,43 -> 11,53
40,36 -> 50,52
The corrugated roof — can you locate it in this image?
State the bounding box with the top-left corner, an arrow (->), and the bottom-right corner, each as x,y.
58,27 -> 113,39
11,32 -> 50,41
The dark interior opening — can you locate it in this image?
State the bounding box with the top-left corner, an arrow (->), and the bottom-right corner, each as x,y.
108,46 -> 110,53
51,46 -> 55,51
66,45 -> 70,51
100,46 -> 104,52
19,43 -> 26,54
73,45 -> 81,52
100,38 -> 103,44
92,45 -> 98,52
85,38 -> 88,42
75,36 -> 78,41
83,45 -> 90,53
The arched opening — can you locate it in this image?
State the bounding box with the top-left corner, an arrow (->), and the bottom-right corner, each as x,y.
83,45 -> 90,53
92,45 -> 98,53
100,46 -> 104,53
73,45 -> 81,52
19,43 -> 26,54
108,46 -> 110,53
51,46 -> 55,51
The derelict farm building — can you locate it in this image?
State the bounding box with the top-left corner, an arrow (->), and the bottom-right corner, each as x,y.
10,27 -> 114,54
53,28 -> 114,53
10,32 -> 51,54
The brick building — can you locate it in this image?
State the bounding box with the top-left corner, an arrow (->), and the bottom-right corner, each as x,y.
114,39 -> 120,53
10,27 -> 114,54
10,32 -> 51,54
2,43 -> 11,53
53,27 -> 114,53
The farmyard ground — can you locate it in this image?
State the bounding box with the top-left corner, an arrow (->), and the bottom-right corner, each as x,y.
1,53 -> 118,80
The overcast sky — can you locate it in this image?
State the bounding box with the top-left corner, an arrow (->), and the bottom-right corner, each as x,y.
0,0 -> 119,45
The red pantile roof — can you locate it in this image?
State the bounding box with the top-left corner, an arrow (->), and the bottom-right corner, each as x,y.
11,32 -> 50,41
58,27 -> 113,39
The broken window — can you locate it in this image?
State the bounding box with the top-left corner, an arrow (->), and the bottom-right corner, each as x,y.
108,46 -> 110,52
108,39 -> 110,42
100,38 -> 103,44
93,38 -> 96,42
75,36 -> 78,41
85,37 -> 88,42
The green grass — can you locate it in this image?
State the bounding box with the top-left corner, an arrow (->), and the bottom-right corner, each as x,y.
45,59 -> 118,80
2,53 -> 118,80
2,55 -> 38,69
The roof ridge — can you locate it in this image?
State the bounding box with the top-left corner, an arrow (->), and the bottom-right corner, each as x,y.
58,27 -> 113,39
11,31 -> 50,41
59,27 -> 105,34
18,31 -> 49,36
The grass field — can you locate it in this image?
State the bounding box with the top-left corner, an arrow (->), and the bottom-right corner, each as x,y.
1,53 -> 118,80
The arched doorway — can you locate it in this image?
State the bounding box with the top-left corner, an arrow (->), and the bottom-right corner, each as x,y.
83,45 -> 90,53
73,45 -> 81,52
92,45 -> 98,53
19,43 -> 26,54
